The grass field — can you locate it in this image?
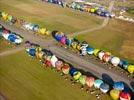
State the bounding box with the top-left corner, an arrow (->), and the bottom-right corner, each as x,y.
76,19 -> 134,62
0,0 -> 103,33
0,37 -> 15,52
0,51 -> 111,100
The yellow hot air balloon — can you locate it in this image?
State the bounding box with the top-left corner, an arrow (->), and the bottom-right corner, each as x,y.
127,65 -> 134,74
71,42 -> 77,49
38,28 -> 47,35
90,8 -> 95,13
93,49 -> 100,57
76,44 -> 81,51
45,30 -> 50,35
110,89 -> 120,100
2,12 -> 8,21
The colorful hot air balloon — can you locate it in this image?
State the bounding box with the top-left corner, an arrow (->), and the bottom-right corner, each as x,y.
36,51 -> 44,60
113,82 -> 124,91
87,47 -> 94,55
94,79 -> 103,88
119,91 -> 131,100
28,48 -> 36,57
86,76 -> 95,88
66,38 -> 72,46
102,52 -> 111,62
71,41 -> 78,49
62,64 -> 70,74
73,71 -> 82,81
100,83 -> 110,93
70,67 -> 77,76
79,75 -> 87,85
119,60 -> 129,69
110,89 -> 120,100
60,35 -> 67,45
127,65 -> 134,74
98,51 -> 105,60
55,60 -> 64,71
45,60 -> 52,67
93,49 -> 100,57
110,56 -> 120,66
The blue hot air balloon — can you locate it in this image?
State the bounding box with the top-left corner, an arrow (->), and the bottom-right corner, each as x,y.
100,83 -> 110,93
94,79 -> 103,88
87,47 -> 94,55
28,48 -> 36,57
69,67 -> 77,76
113,82 -> 124,91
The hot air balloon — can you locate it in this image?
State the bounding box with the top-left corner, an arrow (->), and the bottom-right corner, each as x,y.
110,89 -> 120,100
71,41 -> 78,49
102,52 -> 111,62
55,60 -> 64,71
94,79 -> 103,88
86,76 -> 95,88
60,35 -> 67,45
62,64 -> 70,74
70,67 -> 77,76
36,51 -> 44,60
127,65 -> 134,74
50,55 -> 58,67
98,51 -> 105,60
110,56 -> 120,66
100,83 -> 110,93
28,48 -> 36,57
79,75 -> 87,85
45,59 -> 52,67
87,47 -> 94,55
73,71 -> 82,81
93,49 -> 100,57
7,15 -> 13,22
119,91 -> 131,100
55,32 -> 64,42
66,38 -> 72,46
113,82 -> 124,91
119,60 -> 129,69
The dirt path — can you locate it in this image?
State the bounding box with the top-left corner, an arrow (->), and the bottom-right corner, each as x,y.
70,0 -> 115,37
0,47 -> 24,57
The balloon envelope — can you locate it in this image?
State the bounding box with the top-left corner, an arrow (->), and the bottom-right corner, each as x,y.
70,67 -> 77,76
87,47 -> 94,55
119,60 -> 129,69
113,82 -> 124,91
127,65 -> 134,74
29,48 -> 36,57
111,57 -> 120,66
55,60 -> 63,71
100,83 -> 110,93
102,52 -> 111,62
62,64 -> 70,74
94,79 -> 103,88
110,89 -> 120,100
93,49 -> 100,56
119,91 -> 131,100
79,75 -> 87,85
86,76 -> 95,88
50,55 -> 58,67
60,36 -> 66,45
73,71 -> 82,81
98,51 -> 105,60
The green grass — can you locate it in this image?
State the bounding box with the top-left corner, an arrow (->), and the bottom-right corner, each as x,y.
0,0 -> 102,33
0,51 -> 111,100
0,37 -> 15,52
76,19 -> 134,62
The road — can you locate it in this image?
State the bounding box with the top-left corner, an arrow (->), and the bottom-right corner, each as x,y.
70,0 -> 115,37
0,20 -> 134,93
